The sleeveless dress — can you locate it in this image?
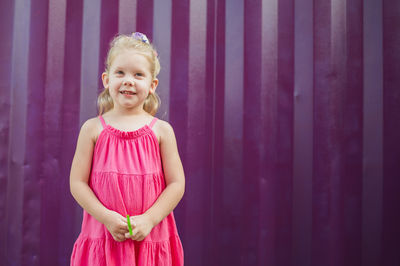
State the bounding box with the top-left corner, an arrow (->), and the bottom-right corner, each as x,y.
71,116 -> 184,266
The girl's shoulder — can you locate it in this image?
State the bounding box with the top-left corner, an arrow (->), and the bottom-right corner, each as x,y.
151,118 -> 177,144
152,118 -> 174,133
79,116 -> 104,143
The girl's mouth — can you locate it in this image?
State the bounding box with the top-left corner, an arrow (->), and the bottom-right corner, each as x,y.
120,91 -> 136,95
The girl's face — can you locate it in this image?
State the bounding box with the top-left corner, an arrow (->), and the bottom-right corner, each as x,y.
102,49 -> 158,112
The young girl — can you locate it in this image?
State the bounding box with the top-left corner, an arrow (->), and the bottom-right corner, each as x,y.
69,32 -> 185,265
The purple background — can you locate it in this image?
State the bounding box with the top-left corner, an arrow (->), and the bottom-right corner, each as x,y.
1,0 -> 399,265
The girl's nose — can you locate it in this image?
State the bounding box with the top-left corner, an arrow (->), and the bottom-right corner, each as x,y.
123,79 -> 134,86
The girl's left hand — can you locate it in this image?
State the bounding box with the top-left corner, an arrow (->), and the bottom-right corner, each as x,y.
125,214 -> 155,241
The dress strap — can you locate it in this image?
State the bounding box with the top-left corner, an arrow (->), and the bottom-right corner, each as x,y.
98,115 -> 107,129
149,117 -> 158,129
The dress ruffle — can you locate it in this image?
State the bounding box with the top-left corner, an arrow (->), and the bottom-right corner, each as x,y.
71,235 -> 184,266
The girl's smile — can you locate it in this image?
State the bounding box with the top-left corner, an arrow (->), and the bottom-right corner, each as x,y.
119,90 -> 136,97
120,90 -> 136,96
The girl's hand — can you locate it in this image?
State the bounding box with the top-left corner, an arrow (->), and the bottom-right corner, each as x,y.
125,214 -> 155,241
102,210 -> 128,242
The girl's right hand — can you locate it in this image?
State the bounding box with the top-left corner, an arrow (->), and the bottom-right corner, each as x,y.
102,210 -> 128,242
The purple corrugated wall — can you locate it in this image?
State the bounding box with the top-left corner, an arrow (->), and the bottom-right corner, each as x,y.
0,0 -> 399,265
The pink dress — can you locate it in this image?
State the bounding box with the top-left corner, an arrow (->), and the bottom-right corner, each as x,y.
71,116 -> 184,266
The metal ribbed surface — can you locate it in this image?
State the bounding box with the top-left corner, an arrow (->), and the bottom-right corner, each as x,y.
0,0 -> 399,265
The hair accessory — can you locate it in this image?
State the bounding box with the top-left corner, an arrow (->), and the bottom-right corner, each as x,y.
132,32 -> 149,44
131,32 -> 158,57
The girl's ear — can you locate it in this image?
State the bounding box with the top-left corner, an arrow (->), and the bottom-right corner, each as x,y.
149,78 -> 159,94
101,72 -> 109,89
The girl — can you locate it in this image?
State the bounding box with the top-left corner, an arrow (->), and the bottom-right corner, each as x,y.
70,32 -> 185,265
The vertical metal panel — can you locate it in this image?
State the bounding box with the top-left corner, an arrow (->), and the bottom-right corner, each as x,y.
136,0 -> 154,40
169,1 -> 189,264
275,0 -> 295,265
184,0 -> 208,265
223,0 -> 243,265
209,0 -> 226,265
382,1 -> 400,266
343,1 -> 364,265
260,0 -> 279,264
313,1 -> 334,265
363,0 -> 383,265
0,0 -> 14,264
58,1 -> 84,263
242,0 -> 262,264
0,0 -> 399,265
6,0 -> 31,264
81,0 -> 101,122
118,0 -> 137,34
40,1 -> 66,265
153,0 -> 172,120
293,0 -> 313,265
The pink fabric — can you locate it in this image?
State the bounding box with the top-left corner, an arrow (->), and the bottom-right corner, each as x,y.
71,116 -> 184,265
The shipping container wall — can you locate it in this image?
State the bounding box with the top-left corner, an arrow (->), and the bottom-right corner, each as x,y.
0,0 -> 399,265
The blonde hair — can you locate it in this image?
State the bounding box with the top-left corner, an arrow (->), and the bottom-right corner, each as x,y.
97,33 -> 161,115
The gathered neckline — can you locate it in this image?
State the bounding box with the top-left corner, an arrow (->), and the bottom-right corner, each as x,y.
105,124 -> 152,139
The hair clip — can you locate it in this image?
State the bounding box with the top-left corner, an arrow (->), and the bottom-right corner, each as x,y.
132,32 -> 149,44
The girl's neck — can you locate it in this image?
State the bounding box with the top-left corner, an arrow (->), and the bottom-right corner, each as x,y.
104,108 -> 151,132
110,105 -> 147,117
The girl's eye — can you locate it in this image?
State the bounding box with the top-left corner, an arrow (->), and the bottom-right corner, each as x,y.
116,71 -> 124,75
136,73 -> 143,77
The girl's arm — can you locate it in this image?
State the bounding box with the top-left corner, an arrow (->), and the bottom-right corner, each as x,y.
126,120 -> 185,241
70,118 -> 127,241
145,121 -> 185,225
